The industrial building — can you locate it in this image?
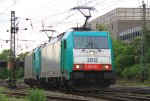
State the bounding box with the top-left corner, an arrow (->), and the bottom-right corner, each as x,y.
88,8 -> 150,39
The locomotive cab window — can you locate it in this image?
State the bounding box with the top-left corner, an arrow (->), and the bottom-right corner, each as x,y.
64,40 -> 67,49
33,53 -> 35,59
74,36 -> 109,49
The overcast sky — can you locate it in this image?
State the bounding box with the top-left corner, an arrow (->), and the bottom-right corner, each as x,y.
0,0 -> 146,54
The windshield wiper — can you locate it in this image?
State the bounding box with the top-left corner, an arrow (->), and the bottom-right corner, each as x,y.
82,42 -> 90,51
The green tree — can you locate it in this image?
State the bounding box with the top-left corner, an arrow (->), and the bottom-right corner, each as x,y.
96,23 -> 114,40
146,28 -> 150,63
96,24 -> 108,31
146,28 -> 150,48
16,52 -> 29,79
131,36 -> 142,64
0,49 -> 29,61
0,49 -> 10,79
0,49 -> 10,61
0,50 -> 29,79
112,40 -> 135,77
16,52 -> 29,61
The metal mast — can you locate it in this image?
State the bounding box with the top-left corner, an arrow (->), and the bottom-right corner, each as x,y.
8,11 -> 16,88
141,0 -> 148,81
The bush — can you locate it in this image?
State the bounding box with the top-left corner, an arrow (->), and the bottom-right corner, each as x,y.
122,64 -> 141,79
122,64 -> 150,82
0,68 -> 9,79
27,88 -> 46,101
16,68 -> 24,79
136,64 -> 150,81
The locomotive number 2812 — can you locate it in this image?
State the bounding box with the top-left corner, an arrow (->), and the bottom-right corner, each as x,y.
87,58 -> 98,63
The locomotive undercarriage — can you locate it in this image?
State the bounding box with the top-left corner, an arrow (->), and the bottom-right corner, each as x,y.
24,71 -> 114,90
24,77 -> 69,90
70,71 -> 115,90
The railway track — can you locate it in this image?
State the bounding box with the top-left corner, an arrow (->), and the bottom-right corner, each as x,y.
69,87 -> 150,101
1,80 -> 150,101
2,88 -> 150,101
0,91 -> 88,101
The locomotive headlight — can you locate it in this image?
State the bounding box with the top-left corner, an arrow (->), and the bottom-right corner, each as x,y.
105,65 -> 109,69
89,51 -> 95,55
74,64 -> 83,69
102,65 -> 110,70
76,65 -> 80,69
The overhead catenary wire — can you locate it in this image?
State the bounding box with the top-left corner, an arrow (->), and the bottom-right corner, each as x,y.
23,0 -> 69,20
25,1 -> 96,25
20,0 -> 56,16
1,0 -> 22,13
0,0 -> 105,25
0,0 -> 8,3
0,0 -> 137,53
1,0 -> 121,39
1,0 -> 123,34
0,1 -> 92,52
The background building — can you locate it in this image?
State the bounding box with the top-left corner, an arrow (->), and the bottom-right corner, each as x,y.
88,8 -> 150,39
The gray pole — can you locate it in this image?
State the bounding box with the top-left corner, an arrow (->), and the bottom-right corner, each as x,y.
141,0 -> 148,81
9,11 -> 16,88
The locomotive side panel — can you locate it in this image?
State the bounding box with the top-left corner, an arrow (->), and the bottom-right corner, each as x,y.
32,47 -> 41,79
40,41 -> 61,78
24,52 -> 33,79
40,44 -> 52,78
61,32 -> 74,80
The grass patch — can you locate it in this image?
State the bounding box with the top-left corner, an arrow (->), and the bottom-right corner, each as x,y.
27,88 -> 46,101
0,93 -> 27,101
0,86 -> 7,92
116,79 -> 150,87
